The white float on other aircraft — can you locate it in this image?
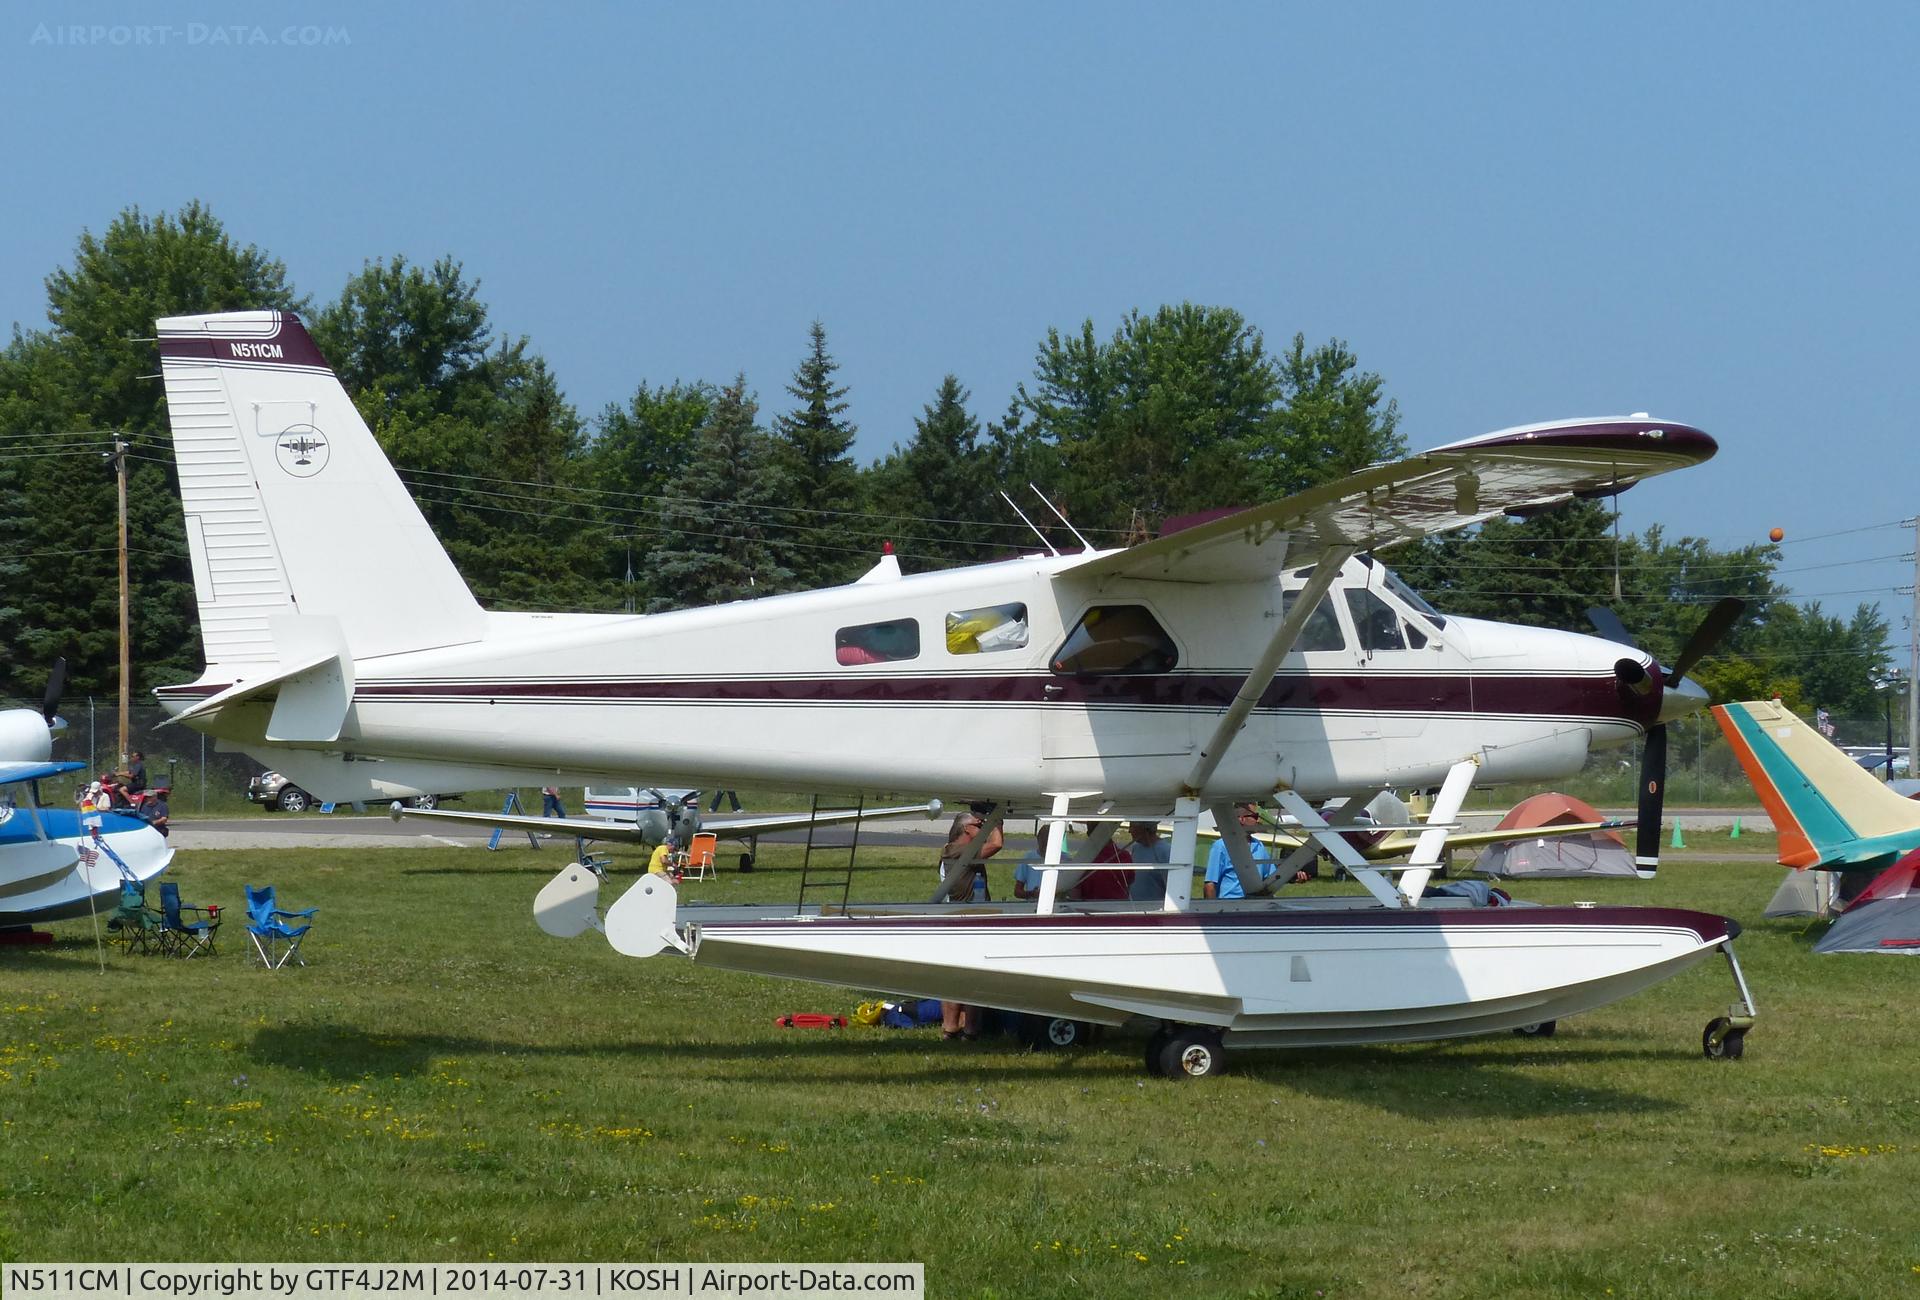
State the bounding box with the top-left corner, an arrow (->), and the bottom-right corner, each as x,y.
151,310 -> 1758,1071
0,663 -> 171,927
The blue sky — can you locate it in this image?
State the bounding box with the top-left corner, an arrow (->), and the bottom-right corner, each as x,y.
3,3 -> 1915,630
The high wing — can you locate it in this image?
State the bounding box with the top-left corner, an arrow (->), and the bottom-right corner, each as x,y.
390,800 -> 945,845
1059,417 -> 1715,584
0,760 -> 87,786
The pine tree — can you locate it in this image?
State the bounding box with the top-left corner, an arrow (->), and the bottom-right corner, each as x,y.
771,321 -> 859,587
648,377 -> 793,610
865,375 -> 992,569
0,203 -> 302,697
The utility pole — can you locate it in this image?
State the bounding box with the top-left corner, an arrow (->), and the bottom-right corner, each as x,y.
111,438 -> 130,767
1910,516 -> 1919,774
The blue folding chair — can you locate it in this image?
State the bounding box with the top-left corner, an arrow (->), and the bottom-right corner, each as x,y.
244,884 -> 316,970
159,881 -> 221,959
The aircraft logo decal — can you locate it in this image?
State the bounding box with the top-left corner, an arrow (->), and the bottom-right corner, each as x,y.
275,424 -> 330,478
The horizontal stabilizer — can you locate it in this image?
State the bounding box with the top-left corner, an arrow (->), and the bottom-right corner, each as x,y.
167,649 -> 342,725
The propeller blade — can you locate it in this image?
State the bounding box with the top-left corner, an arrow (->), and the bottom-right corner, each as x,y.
1635,724 -> 1667,878
41,657 -> 66,726
1670,597 -> 1745,682
1585,606 -> 1635,648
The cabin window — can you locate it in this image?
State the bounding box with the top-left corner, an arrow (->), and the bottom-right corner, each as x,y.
946,603 -> 1030,655
1280,589 -> 1345,652
1346,589 -> 1407,652
835,618 -> 920,665
1051,605 -> 1178,676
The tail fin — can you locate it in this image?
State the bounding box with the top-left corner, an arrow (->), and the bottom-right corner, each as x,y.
1712,700 -> 1920,869
158,311 -> 485,672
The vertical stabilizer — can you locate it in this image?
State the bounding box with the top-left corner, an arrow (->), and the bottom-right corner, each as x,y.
1713,700 -> 1920,868
158,310 -> 486,672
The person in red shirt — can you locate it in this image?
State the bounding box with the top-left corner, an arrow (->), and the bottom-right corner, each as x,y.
1068,828 -> 1134,901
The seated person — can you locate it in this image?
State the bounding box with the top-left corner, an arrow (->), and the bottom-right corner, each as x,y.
1203,803 -> 1307,898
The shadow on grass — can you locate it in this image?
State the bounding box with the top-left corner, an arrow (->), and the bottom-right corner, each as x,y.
246,1021 -> 1692,1110
1235,1040 -> 1688,1119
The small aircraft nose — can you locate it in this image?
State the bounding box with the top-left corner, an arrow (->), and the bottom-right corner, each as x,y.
1658,674 -> 1710,724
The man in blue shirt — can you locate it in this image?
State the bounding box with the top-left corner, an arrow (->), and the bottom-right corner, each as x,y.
1203,803 -> 1297,899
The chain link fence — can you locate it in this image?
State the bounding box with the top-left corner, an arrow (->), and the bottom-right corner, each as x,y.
32,699 -> 263,814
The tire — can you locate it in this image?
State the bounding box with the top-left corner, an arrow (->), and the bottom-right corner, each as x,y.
738,853 -> 755,873
1513,1020 -> 1558,1038
1155,1028 -> 1227,1080
412,794 -> 439,811
1023,1016 -> 1091,1051
1702,1018 -> 1746,1060
276,787 -> 311,814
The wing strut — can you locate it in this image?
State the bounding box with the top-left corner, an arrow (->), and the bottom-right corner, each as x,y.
1183,547 -> 1353,797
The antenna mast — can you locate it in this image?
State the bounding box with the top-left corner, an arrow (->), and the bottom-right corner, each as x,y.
1029,483 -> 1092,551
1000,492 -> 1058,556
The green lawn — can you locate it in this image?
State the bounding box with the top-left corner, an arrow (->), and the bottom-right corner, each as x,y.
2,843 -> 1915,1298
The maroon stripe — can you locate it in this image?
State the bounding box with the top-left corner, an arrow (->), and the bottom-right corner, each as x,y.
343,672 -> 1646,724
707,905 -> 1735,944
1461,420 -> 1716,463
158,312 -> 332,369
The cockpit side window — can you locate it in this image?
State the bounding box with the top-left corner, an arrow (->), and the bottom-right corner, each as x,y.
1051,605 -> 1178,676
1280,588 -> 1346,652
1345,589 -> 1407,653
835,618 -> 920,665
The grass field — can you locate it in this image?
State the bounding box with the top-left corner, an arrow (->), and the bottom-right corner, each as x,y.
3,839 -> 1916,1298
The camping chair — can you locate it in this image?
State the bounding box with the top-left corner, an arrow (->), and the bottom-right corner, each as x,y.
159,882 -> 221,959
244,884 -> 316,970
106,879 -> 166,955
684,832 -> 718,881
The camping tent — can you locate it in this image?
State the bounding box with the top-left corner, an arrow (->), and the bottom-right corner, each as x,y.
1472,792 -> 1638,878
1814,850 -> 1920,954
1764,868 -> 1830,918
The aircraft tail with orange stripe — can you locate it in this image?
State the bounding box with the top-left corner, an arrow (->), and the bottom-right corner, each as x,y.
1712,699 -> 1920,871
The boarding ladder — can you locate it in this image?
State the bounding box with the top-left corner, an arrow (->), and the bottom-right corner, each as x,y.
796,793 -> 863,915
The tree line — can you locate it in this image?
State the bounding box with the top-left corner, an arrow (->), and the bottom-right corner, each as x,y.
0,203 -> 1895,727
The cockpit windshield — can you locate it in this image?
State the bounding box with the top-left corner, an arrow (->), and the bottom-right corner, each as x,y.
1378,567 -> 1445,628
1289,557 -> 1446,630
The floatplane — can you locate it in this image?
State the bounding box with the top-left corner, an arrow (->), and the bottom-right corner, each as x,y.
152,310 -> 1758,1073
1,662 -> 171,928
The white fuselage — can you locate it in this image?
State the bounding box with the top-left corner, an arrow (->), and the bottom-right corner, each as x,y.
159,553 -> 1652,808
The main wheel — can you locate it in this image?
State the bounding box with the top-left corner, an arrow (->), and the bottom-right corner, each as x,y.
1702,1018 -> 1746,1060
276,787 -> 311,814
1513,1020 -> 1557,1038
1023,1016 -> 1091,1051
738,852 -> 755,873
1156,1028 -> 1227,1080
